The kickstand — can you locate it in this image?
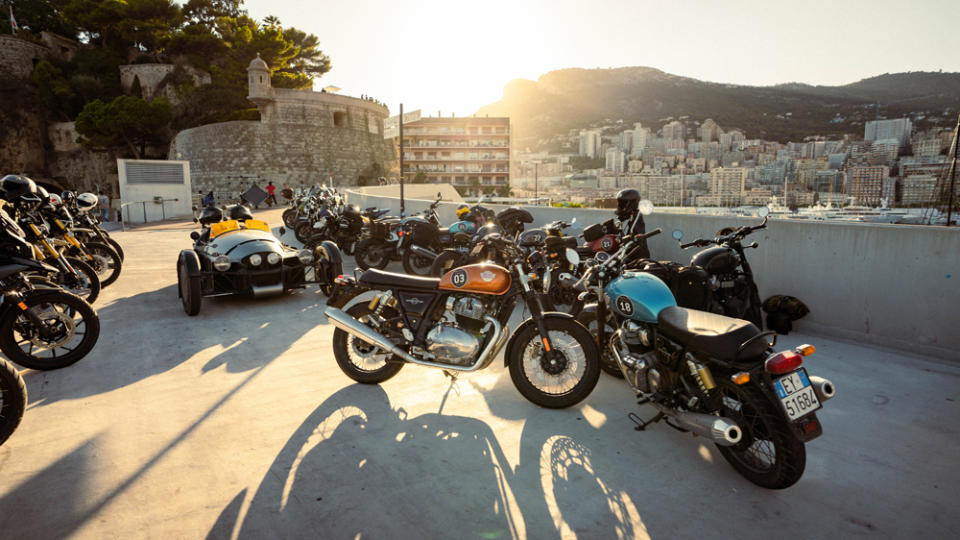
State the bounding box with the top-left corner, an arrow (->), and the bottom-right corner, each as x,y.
437,372 -> 460,415
628,411 -> 664,431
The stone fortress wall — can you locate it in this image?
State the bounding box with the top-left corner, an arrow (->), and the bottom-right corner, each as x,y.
119,64 -> 211,103
170,55 -> 396,200
0,35 -> 49,78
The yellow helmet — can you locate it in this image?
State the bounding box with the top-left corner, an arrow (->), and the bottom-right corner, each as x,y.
456,204 -> 470,219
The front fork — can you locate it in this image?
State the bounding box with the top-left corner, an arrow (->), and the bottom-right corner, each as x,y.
516,265 -> 560,358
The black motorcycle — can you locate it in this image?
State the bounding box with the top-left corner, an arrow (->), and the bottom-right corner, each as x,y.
429,206 -> 534,277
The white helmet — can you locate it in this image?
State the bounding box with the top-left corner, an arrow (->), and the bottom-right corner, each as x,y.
48,193 -> 62,207
76,192 -> 98,213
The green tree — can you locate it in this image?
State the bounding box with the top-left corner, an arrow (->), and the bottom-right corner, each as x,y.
411,170 -> 428,184
3,0 -> 78,38
75,95 -> 172,158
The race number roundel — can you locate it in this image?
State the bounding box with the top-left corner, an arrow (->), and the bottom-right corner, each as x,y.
601,237 -> 613,251
615,295 -> 634,316
451,268 -> 468,288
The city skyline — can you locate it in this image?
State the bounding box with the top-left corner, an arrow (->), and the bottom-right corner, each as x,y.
244,0 -> 960,117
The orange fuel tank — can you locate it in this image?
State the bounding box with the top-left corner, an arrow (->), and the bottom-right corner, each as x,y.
438,263 -> 512,295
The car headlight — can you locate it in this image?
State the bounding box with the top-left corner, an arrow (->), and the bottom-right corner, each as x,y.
298,249 -> 314,264
213,255 -> 231,271
249,254 -> 262,266
267,252 -> 281,265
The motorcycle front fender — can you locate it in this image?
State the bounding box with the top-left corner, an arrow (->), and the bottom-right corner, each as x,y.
503,312 -> 575,367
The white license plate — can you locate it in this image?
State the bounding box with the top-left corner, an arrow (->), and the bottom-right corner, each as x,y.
774,368 -> 821,421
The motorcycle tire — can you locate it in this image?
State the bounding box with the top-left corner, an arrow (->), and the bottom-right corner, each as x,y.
575,309 -> 624,379
295,223 -> 313,243
82,242 -> 122,287
61,257 -> 101,304
0,289 -> 101,370
401,249 -> 435,276
429,251 -> 461,277
0,356 -> 27,446
715,379 -> 806,489
282,208 -> 298,228
507,318 -> 601,408
106,237 -> 125,262
354,238 -> 391,270
332,303 -> 404,384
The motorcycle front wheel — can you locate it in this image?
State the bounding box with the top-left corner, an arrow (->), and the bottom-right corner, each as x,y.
715,379 -> 806,489
332,303 -> 404,384
0,289 -> 101,370
59,257 -> 101,304
354,238 -> 391,270
82,242 -> 122,287
105,236 -> 125,262
0,356 -> 27,446
401,249 -> 434,276
508,318 -> 601,408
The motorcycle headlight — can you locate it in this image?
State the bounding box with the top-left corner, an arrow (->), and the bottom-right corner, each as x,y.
248,254 -> 262,266
213,255 -> 231,271
298,249 -> 314,264
267,252 -> 281,265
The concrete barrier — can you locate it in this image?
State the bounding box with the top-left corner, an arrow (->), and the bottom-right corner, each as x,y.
346,188 -> 960,361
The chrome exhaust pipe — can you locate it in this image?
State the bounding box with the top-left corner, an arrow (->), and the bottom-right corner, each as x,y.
651,404 -> 742,446
251,283 -> 284,297
808,376 -> 836,403
409,245 -> 438,260
323,307 -> 505,372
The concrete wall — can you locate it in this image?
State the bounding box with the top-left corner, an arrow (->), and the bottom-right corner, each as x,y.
346,187 -> 960,361
118,159 -> 193,222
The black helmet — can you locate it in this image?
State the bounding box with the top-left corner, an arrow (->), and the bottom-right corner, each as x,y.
227,204 -> 253,221
199,206 -> 223,226
0,175 -> 39,204
616,189 -> 640,220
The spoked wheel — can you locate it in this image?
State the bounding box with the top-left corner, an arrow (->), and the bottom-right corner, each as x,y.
508,318 -> 600,408
58,257 -> 101,304
715,379 -> 806,489
282,208 -> 298,228
332,303 -> 404,384
0,289 -> 101,370
315,243 -> 344,297
0,356 -> 27,446
354,238 -> 391,270
401,249 -> 434,276
294,223 -> 313,243
83,242 -> 122,287
576,310 -> 623,378
177,258 -> 202,316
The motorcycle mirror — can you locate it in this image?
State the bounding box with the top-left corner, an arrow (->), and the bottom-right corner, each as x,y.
437,192 -> 442,200
190,231 -> 200,241
638,200 -> 654,216
565,247 -> 581,267
278,226 -> 286,236
193,217 -> 199,224
758,206 -> 770,218
672,229 -> 684,240
571,217 -> 577,225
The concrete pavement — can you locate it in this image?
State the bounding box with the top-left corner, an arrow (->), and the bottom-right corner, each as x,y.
0,207 -> 958,539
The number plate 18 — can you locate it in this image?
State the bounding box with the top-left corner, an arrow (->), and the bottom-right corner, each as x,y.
773,368 -> 821,421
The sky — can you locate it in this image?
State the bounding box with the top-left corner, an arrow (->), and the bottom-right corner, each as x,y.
243,0 -> 960,118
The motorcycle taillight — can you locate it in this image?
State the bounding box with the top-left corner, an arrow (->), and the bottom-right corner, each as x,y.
764,351 -> 802,375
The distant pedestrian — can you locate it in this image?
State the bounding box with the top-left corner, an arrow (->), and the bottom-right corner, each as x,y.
203,191 -> 215,207
98,191 -> 110,221
265,181 -> 277,206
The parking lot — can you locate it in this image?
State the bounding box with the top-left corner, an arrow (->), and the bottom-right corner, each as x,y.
0,207 -> 958,539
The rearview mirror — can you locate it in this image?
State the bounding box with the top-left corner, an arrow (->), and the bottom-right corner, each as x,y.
437,192 -> 443,200
278,227 -> 286,236
193,218 -> 199,224
190,231 -> 200,241
638,200 -> 654,216
672,229 -> 683,240
758,206 -> 770,218
571,217 -> 577,225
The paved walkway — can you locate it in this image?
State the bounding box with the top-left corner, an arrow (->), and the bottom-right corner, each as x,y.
0,208 -> 958,539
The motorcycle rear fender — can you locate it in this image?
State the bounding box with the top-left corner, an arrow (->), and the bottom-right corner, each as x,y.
503,312 -> 576,366
325,278 -> 370,309
316,240 -> 343,265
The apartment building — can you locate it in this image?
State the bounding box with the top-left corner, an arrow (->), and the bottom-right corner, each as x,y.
399,116 -> 510,191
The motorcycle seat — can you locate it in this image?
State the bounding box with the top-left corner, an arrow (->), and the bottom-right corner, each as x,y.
359,269 -> 440,290
657,306 -> 766,363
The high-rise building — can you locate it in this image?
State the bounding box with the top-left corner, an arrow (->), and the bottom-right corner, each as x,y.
618,130 -> 634,153
605,147 -> 626,173
864,118 -> 912,147
847,165 -> 889,205
900,175 -> 939,205
662,120 -> 684,141
631,126 -> 649,156
579,129 -> 603,158
700,118 -> 720,142
709,167 -> 746,205
399,116 -> 510,191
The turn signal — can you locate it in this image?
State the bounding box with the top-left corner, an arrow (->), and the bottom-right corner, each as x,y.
731,372 -> 751,385
765,351 -> 803,375
795,344 -> 816,356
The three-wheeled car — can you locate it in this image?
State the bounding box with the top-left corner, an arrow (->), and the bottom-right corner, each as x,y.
176,204 -> 342,315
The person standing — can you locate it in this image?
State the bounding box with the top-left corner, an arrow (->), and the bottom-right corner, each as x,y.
203,191 -> 215,207
98,191 -> 110,222
265,181 -> 277,207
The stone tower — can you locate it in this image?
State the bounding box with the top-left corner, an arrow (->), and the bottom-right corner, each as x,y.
247,53 -> 272,105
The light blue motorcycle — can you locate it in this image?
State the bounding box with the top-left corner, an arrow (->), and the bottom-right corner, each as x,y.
572,228 -> 836,489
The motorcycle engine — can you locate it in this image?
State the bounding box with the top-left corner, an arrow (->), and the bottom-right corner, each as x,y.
424,295 -> 489,365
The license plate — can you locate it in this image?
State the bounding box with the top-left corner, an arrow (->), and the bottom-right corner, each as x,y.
773,368 -> 820,421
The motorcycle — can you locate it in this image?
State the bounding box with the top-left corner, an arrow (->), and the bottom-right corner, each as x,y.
670,207 -> 770,327
397,193 -> 472,276
0,355 -> 26,446
63,191 -> 125,262
428,206 -> 534,277
354,194 -> 443,271
571,227 -> 835,488
37,197 -> 122,287
323,236 -> 601,409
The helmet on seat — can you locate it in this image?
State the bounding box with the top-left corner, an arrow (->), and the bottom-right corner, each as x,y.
615,188 -> 640,220
48,193 -> 63,208
456,204 -> 470,219
226,204 -> 253,221
0,175 -> 39,205
199,206 -> 223,226
76,193 -> 98,213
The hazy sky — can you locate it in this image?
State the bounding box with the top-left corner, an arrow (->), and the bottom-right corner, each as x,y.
244,0 -> 960,118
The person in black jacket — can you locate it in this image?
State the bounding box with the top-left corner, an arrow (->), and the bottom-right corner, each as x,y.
615,188 -> 650,259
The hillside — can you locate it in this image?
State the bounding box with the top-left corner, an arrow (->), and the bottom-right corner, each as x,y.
475,68 -> 960,147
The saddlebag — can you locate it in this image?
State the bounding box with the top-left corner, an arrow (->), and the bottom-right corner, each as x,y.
641,261 -> 711,311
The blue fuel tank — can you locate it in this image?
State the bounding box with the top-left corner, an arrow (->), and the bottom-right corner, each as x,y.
604,271 -> 677,323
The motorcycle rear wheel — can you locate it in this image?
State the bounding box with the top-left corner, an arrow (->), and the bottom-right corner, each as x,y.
354,238 -> 391,270
715,379 -> 806,489
294,223 -> 313,243
508,318 -> 600,408
0,289 -> 101,370
401,249 -> 434,276
429,251 -> 461,277
282,208 -> 298,228
0,356 -> 27,446
332,303 -> 404,384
